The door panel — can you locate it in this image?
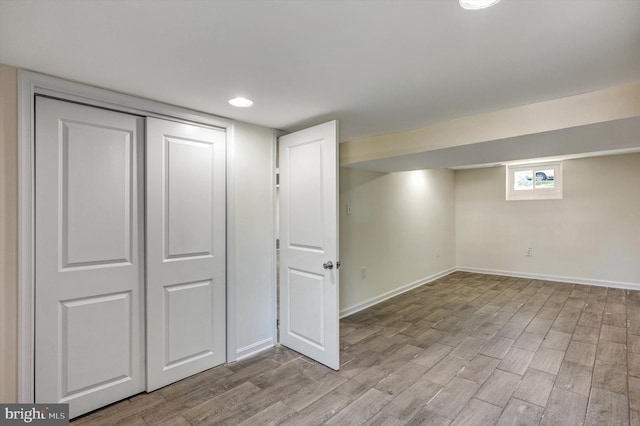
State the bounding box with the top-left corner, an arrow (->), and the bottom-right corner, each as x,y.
166,137 -> 214,258
61,292 -> 133,396
146,118 -> 226,391
288,270 -> 325,346
62,120 -> 133,267
35,97 -> 145,418
279,120 -> 339,370
288,140 -> 324,249
164,280 -> 214,365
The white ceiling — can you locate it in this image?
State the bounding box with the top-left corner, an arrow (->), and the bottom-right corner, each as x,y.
2,0 -> 640,162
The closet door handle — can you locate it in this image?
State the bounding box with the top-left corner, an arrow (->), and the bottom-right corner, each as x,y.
323,261 -> 334,270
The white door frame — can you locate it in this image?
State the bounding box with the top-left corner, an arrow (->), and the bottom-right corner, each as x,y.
17,70 -> 237,403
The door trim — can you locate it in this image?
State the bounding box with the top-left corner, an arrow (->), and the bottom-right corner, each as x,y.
17,70 -> 235,403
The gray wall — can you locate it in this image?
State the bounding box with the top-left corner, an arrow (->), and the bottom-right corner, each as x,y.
230,122 -> 276,359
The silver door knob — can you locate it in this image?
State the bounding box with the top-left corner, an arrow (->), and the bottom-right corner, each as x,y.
323,261 -> 334,270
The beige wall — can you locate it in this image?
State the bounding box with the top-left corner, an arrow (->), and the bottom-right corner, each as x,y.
455,153 -> 640,285
339,167 -> 456,314
0,63 -> 18,402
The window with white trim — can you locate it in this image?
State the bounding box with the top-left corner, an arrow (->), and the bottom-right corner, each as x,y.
506,161 -> 563,200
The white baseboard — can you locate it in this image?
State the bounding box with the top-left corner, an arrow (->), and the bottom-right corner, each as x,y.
235,337 -> 274,361
339,267 -> 457,318
456,266 -> 640,292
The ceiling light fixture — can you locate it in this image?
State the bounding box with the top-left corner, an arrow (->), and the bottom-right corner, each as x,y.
228,97 -> 253,108
459,0 -> 501,10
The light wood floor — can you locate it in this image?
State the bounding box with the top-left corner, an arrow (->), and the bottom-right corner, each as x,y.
72,272 -> 640,425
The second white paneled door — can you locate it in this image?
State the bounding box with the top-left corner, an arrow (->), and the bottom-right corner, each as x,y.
145,118 -> 226,391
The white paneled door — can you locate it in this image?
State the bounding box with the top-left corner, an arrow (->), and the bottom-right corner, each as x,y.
35,97 -> 146,417
145,118 -> 226,391
279,121 -> 340,370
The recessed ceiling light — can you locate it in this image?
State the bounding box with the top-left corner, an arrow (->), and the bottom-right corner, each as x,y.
459,0 -> 501,10
228,97 -> 253,108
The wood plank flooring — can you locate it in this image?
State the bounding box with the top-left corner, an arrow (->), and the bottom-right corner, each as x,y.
72,272 -> 640,425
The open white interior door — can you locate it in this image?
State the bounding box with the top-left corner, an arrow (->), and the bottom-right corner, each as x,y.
279,120 -> 340,370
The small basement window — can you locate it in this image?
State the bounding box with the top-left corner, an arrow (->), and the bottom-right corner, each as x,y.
506,161 -> 563,200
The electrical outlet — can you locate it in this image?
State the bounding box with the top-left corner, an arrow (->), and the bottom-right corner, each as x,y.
435,248 -> 440,258
361,267 -> 367,278
526,247 -> 533,257
346,204 -> 352,215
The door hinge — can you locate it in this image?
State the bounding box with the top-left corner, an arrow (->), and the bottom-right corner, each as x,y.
277,319 -> 280,329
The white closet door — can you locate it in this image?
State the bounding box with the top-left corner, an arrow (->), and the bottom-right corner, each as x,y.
279,121 -> 340,370
35,97 -> 145,418
145,118 -> 226,391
